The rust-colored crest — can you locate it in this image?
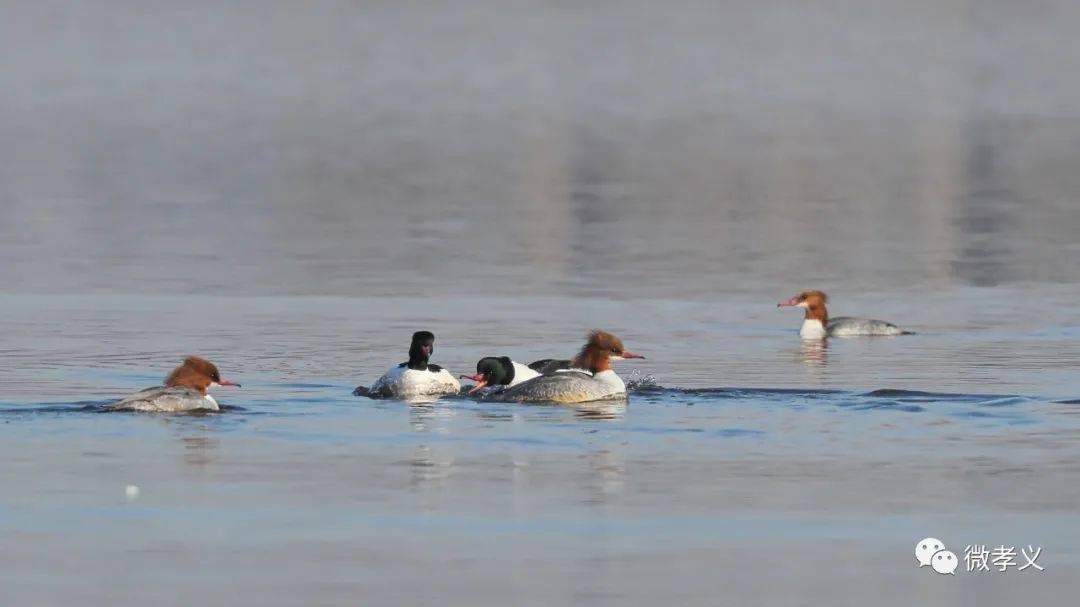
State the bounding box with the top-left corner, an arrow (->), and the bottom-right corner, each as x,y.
571,330 -> 627,372
164,356 -> 222,395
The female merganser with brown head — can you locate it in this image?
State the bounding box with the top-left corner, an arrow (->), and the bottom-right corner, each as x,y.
107,356 -> 240,412
460,356 -> 543,395
485,330 -> 644,404
358,331 -> 460,400
777,290 -> 912,339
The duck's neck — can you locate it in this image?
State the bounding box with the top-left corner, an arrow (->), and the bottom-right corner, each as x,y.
406,351 -> 429,371
571,347 -> 611,373
805,303 -> 828,325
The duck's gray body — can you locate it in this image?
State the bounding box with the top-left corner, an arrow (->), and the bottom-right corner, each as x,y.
484,370 -> 627,404
106,386 -> 219,412
827,316 -> 910,337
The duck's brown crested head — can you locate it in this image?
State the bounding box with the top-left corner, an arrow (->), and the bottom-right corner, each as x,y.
164,356 -> 239,394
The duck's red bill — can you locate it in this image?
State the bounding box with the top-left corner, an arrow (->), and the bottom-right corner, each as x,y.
622,352 -> 645,359
466,380 -> 488,395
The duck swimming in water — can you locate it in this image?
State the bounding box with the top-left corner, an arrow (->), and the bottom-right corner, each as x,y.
484,330 -> 644,404
107,356 -> 240,412
777,290 -> 912,339
357,331 -> 460,400
460,356 -> 543,395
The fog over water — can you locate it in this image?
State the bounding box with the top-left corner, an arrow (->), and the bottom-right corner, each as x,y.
1,1 -> 1078,605
2,0 -> 1079,297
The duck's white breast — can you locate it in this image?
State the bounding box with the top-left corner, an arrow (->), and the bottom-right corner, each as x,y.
800,319 -> 828,340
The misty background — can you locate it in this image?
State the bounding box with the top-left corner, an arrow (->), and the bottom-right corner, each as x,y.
1,0 -> 1078,298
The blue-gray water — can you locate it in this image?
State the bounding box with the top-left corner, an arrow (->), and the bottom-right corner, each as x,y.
2,1 -> 1079,605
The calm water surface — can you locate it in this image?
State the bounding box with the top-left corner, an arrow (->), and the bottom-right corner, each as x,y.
2,1 -> 1079,605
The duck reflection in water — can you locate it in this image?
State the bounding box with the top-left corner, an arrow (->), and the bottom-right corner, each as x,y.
408,402 -> 458,434
410,444 -> 456,490
798,339 -> 829,370
571,400 -> 627,421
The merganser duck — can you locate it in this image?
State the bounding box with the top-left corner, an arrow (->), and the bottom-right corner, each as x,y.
485,330 -> 644,404
106,356 -> 240,412
777,290 -> 912,339
460,356 -> 543,395
357,331 -> 461,400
